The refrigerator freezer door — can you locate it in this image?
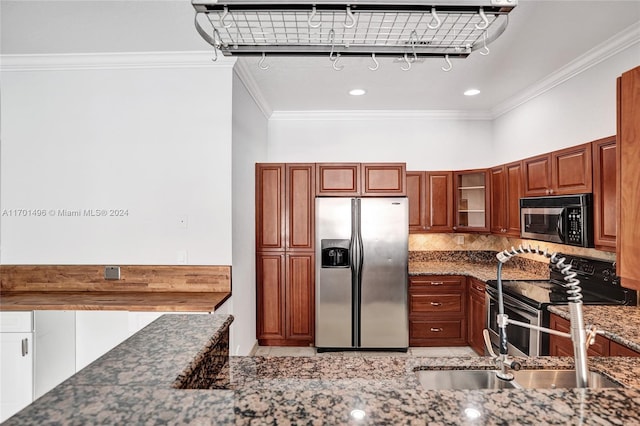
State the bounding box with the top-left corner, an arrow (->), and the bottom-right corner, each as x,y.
359,197 -> 409,348
315,198 -> 354,349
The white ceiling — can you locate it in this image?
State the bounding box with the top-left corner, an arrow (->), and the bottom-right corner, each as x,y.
2,0 -> 639,115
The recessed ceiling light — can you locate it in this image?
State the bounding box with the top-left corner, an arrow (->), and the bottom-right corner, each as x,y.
349,89 -> 367,96
464,89 -> 481,96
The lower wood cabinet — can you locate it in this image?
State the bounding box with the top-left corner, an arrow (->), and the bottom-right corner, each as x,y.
467,278 -> 486,355
549,313 -> 640,357
256,251 -> 314,346
409,275 -> 467,346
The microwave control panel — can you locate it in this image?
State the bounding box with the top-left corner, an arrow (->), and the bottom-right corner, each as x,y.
566,206 -> 584,245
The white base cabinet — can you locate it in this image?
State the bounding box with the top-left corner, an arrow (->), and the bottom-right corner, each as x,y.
34,311 -> 76,399
0,312 -> 34,423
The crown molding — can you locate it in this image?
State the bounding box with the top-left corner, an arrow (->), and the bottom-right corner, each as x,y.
270,109 -> 493,121
0,51 -> 236,71
233,60 -> 273,120
491,22 -> 640,119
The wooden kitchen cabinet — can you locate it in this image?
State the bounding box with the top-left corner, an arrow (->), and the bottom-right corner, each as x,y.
409,275 -> 467,346
256,252 -> 315,346
256,163 -> 315,346
609,341 -> 640,357
361,163 -> 406,196
453,169 -> 489,232
316,162 -> 406,196
407,171 -> 453,233
592,136 -> 617,251
522,143 -> 592,197
467,278 -> 486,355
316,163 -> 360,196
490,162 -> 523,236
617,66 -> 640,290
549,313 -> 640,357
256,163 -> 315,252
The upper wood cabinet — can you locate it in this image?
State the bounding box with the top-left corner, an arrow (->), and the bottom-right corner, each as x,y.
453,169 -> 490,233
617,66 -> 640,290
255,164 -> 285,251
316,163 -> 406,196
490,162 -> 522,236
316,163 -> 360,196
592,136 -> 617,251
256,163 -> 315,252
522,143 -> 593,197
407,171 -> 453,233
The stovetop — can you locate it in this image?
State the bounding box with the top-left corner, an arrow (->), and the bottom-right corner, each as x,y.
486,254 -> 637,309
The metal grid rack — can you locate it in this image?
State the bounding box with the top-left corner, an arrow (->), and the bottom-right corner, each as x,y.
192,1 -> 517,58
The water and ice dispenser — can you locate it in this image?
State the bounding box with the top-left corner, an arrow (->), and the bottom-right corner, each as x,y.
321,239 -> 350,268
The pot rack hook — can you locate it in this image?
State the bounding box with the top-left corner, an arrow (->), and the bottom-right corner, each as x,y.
308,6 -> 321,28
332,53 -> 344,71
258,52 -> 270,70
410,30 -> 418,62
401,53 -> 412,71
480,30 -> 490,56
220,6 -> 232,29
344,6 -> 356,29
441,54 -> 453,72
328,29 -> 338,61
475,7 -> 489,30
428,7 -> 441,30
368,53 -> 379,71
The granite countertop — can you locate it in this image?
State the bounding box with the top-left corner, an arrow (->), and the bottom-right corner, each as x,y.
409,260 -> 549,282
7,313 -> 640,425
549,305 -> 640,353
0,291 -> 230,312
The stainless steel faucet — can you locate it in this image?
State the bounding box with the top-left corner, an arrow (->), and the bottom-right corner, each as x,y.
488,245 -> 591,388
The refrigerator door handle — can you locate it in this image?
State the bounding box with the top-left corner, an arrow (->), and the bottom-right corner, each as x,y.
355,198 -> 364,347
350,198 -> 359,348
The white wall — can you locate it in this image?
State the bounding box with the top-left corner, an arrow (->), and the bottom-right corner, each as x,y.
0,58 -> 234,264
229,69 -> 269,355
267,114 -> 494,170
492,43 -> 640,164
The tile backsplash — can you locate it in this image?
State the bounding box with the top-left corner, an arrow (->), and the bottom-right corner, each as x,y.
409,233 -> 616,263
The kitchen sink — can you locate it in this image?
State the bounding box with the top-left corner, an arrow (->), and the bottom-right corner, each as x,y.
415,369 -> 516,390
415,369 -> 621,390
510,369 -> 621,389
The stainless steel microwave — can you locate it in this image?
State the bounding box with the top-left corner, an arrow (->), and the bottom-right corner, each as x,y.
520,194 -> 593,247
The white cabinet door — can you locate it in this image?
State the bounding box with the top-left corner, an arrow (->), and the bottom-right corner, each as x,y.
0,333 -> 33,422
75,311 -> 129,371
34,311 -> 76,399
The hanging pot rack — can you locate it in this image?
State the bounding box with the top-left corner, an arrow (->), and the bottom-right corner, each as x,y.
192,1 -> 517,62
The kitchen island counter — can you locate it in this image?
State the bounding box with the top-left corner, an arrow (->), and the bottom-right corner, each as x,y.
6,312 -> 640,425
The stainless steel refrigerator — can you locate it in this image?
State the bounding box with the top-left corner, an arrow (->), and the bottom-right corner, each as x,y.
315,197 -> 409,351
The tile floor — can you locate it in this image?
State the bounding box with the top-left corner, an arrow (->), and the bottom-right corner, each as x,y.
252,346 -> 479,357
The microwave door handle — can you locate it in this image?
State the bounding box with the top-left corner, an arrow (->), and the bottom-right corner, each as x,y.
557,209 -> 565,241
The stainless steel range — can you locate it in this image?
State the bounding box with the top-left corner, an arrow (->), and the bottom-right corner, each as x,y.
486,254 -> 637,357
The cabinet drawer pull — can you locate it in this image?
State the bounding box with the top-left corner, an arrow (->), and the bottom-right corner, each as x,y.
430,327 -> 443,332
21,338 -> 28,357
430,302 -> 442,306
431,282 -> 443,286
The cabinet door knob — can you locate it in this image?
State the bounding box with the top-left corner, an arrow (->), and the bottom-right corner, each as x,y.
430,302 -> 442,306
430,327 -> 443,332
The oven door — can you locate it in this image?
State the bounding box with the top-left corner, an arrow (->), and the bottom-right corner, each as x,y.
486,287 -> 544,357
520,207 -> 564,244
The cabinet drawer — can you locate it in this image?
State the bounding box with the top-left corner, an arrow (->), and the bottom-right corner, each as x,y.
610,341 -> 640,357
0,311 -> 33,332
409,276 -> 464,289
410,319 -> 464,340
410,293 -> 462,314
